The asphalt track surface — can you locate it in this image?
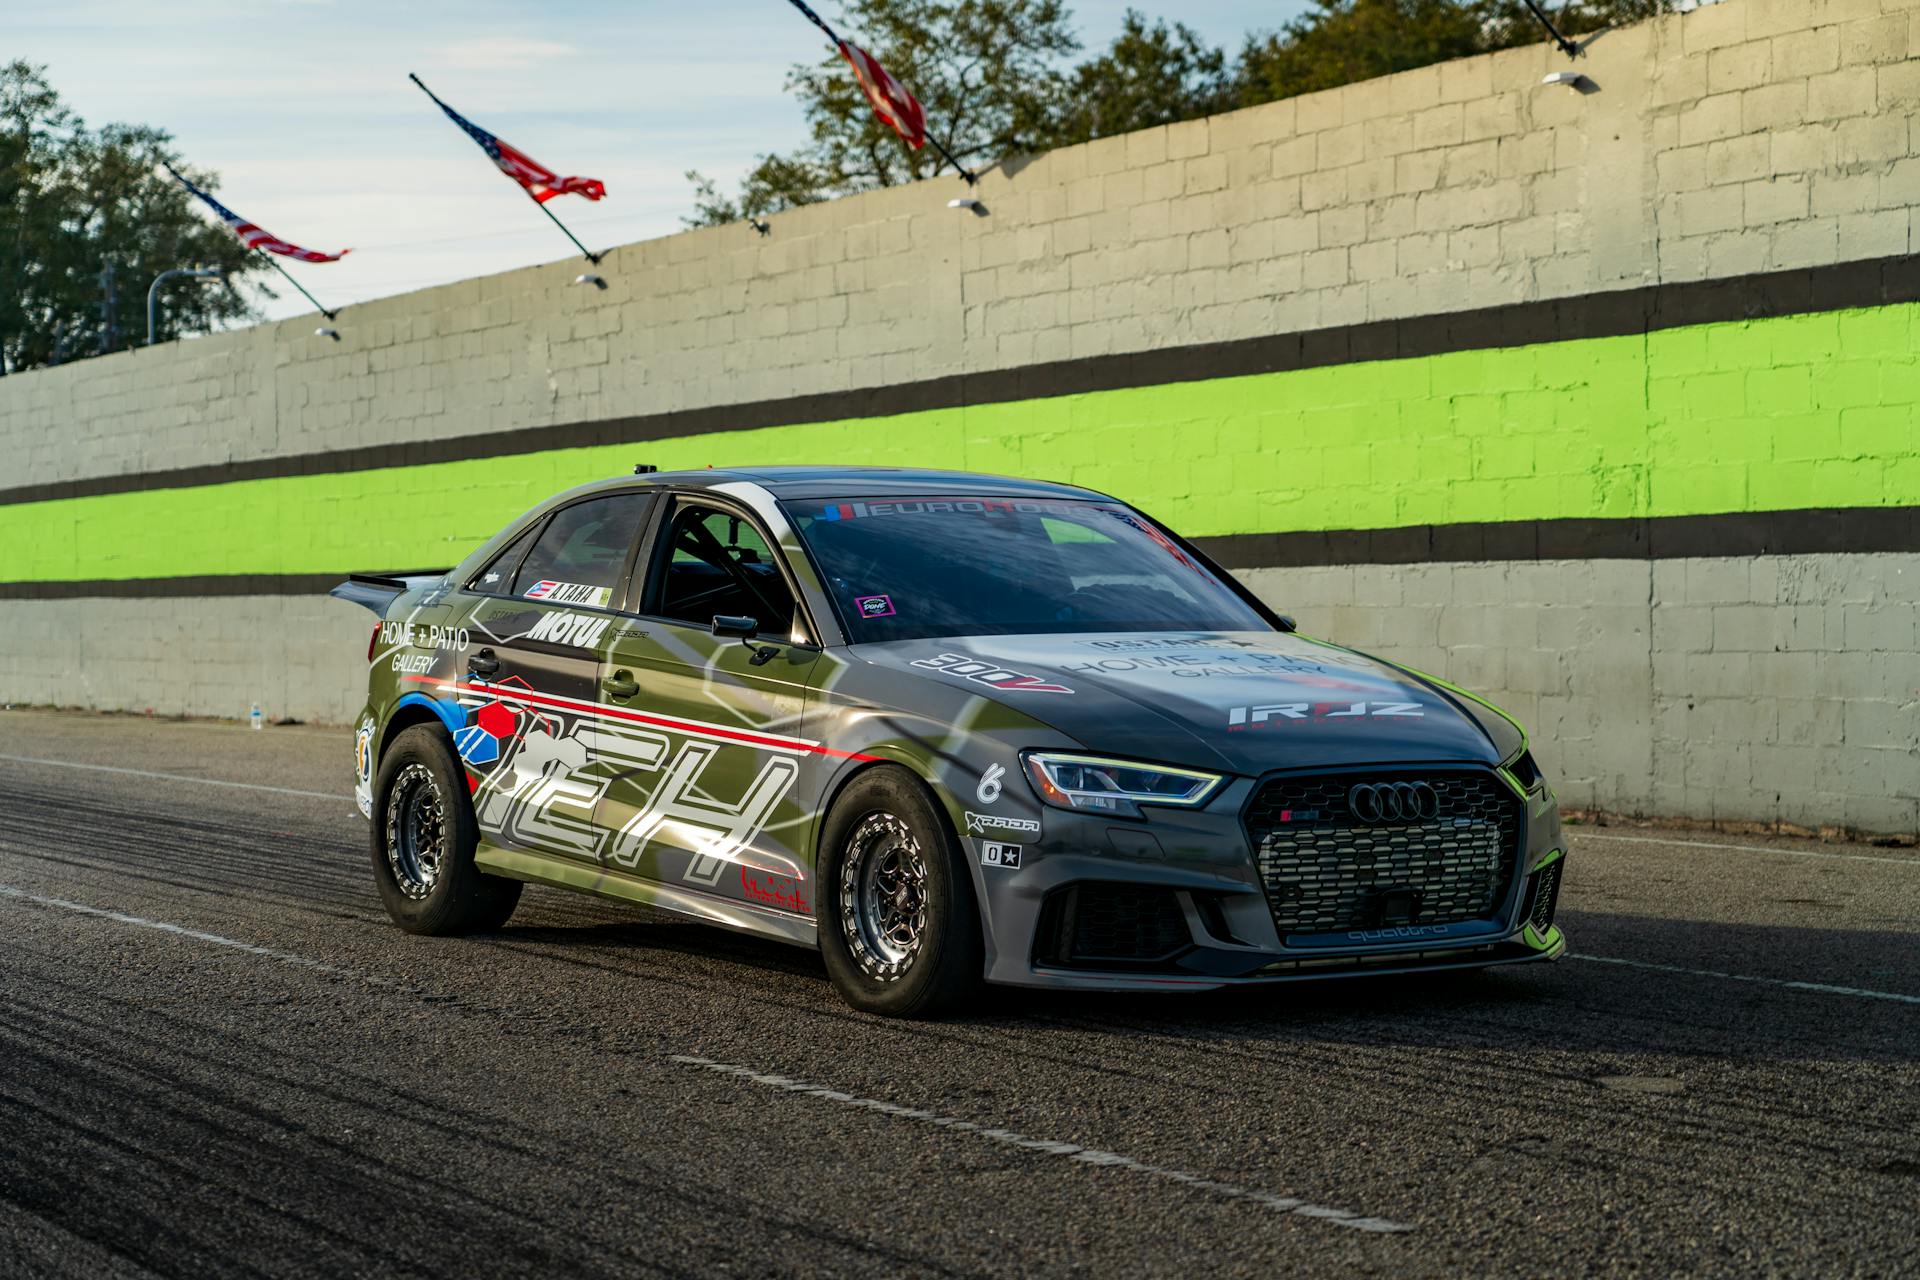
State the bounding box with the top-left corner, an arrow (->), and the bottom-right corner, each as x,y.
1,709 -> 1915,1279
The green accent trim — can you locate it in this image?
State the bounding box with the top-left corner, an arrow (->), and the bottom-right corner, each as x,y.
1532,847 -> 1566,871
1521,923 -> 1565,954
5,303 -> 1916,583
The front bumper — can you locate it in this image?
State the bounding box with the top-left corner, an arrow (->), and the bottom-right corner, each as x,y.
968,765 -> 1567,992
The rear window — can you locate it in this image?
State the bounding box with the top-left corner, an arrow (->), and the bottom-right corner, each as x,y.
784,496 -> 1272,643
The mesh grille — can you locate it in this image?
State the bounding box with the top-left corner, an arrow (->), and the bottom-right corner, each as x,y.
1051,883 -> 1190,964
1527,859 -> 1563,932
1245,772 -> 1521,936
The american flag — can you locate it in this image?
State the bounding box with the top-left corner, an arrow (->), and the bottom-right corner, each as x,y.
839,41 -> 927,150
422,87 -> 606,203
166,166 -> 348,263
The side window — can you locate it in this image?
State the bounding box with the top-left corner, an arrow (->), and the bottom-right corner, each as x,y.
509,494 -> 654,609
649,502 -> 798,635
472,522 -> 541,595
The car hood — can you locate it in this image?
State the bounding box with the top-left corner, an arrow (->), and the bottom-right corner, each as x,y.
856,631 -> 1516,775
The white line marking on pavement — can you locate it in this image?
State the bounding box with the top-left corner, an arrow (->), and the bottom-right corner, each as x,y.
668,1054 -> 1415,1234
0,753 -> 344,802
1570,831 -> 1917,867
0,885 -> 366,979
1574,954 -> 1920,1006
2,885 -> 1416,1233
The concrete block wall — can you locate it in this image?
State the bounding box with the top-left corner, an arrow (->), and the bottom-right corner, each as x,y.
5,0 -> 1918,489
1245,554 -> 1920,833
1,0 -> 1915,833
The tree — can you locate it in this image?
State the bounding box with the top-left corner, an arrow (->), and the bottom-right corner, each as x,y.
1235,0 -> 1677,105
685,0 -> 1079,226
1045,10 -> 1229,149
0,61 -> 263,373
688,0 -> 1681,226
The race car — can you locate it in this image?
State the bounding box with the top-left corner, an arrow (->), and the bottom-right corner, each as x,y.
336,466 -> 1566,1016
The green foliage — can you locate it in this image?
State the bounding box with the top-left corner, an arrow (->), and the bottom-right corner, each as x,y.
0,60 -> 264,373
688,0 -> 1678,226
686,0 -> 1078,226
1236,1 -> 1674,104
1047,10 -> 1230,148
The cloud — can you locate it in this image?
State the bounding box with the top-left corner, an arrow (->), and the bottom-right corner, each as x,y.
432,37 -> 579,71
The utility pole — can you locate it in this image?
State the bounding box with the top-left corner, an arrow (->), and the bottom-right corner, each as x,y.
97,262 -> 119,355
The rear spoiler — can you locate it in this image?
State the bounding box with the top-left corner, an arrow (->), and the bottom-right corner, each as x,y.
329,570 -> 452,615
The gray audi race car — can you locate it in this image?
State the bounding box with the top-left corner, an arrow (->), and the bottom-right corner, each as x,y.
336,466 -> 1566,1016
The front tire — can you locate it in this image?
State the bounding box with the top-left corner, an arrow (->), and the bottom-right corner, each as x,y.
817,767 -> 983,1017
371,724 -> 521,935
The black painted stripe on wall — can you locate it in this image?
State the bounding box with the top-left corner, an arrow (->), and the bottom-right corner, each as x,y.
3,508 -> 1912,599
1197,506 -> 1920,569
7,253 -> 1920,509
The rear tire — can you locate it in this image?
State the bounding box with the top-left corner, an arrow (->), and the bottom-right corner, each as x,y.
371,724 -> 521,935
817,767 -> 983,1017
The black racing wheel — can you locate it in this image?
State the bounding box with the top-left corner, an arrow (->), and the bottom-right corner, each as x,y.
370,724 -> 522,935
817,766 -> 983,1017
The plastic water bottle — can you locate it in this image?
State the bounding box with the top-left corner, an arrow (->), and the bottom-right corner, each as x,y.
250,703 -> 264,731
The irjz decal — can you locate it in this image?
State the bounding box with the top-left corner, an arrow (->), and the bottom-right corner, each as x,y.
527,610 -> 611,648
912,653 -> 1072,695
976,762 -> 1005,805
979,841 -> 1022,869
854,594 -> 896,618
965,811 -> 1039,836
525,580 -> 611,607
1228,701 -> 1425,729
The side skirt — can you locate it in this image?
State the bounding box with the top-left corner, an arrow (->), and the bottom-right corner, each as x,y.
474,843 -> 820,950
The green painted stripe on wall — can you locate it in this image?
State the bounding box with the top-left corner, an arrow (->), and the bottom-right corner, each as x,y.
3,303 -> 1916,583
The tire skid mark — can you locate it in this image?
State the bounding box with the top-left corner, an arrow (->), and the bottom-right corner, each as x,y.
669,1055 -> 1416,1234
3,885 -> 1419,1241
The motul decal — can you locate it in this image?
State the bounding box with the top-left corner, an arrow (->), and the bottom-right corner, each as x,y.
911,653 -> 1072,694
526,610 -> 611,648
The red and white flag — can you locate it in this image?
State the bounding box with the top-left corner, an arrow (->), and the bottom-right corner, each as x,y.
838,41 -> 926,150
167,165 -> 348,262
419,81 -> 606,203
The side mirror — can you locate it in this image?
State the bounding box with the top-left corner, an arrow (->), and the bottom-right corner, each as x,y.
712,615 -> 780,666
1276,614 -> 1297,633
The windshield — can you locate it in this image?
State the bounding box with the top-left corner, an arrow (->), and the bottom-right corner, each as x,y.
784,496 -> 1273,643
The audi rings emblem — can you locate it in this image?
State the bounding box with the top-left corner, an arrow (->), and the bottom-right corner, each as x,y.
1348,781 -> 1439,824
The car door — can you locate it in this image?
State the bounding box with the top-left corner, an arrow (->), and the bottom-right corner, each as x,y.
458,491 -> 656,862
592,493 -> 825,919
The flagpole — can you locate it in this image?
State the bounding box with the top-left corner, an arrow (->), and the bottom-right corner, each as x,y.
528,194 -> 601,264
408,73 -> 601,265
780,0 -> 976,184
259,253 -> 337,320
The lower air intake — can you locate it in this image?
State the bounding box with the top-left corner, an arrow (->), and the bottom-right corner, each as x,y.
1038,883 -> 1190,968
1527,859 -> 1563,933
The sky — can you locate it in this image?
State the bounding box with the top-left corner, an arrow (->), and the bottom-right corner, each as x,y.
17,1 -> 1314,322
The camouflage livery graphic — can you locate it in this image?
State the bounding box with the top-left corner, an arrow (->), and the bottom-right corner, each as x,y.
339,467 -> 1567,1004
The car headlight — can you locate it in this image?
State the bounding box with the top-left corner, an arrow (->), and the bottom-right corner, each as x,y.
1020,752 -> 1224,819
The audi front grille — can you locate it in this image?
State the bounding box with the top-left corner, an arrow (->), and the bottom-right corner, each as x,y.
1243,771 -> 1522,937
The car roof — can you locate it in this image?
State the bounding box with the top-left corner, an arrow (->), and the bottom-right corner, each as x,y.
565,465 -> 1110,503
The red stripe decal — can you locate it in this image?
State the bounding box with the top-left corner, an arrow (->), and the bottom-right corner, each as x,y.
405,676 -> 879,761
